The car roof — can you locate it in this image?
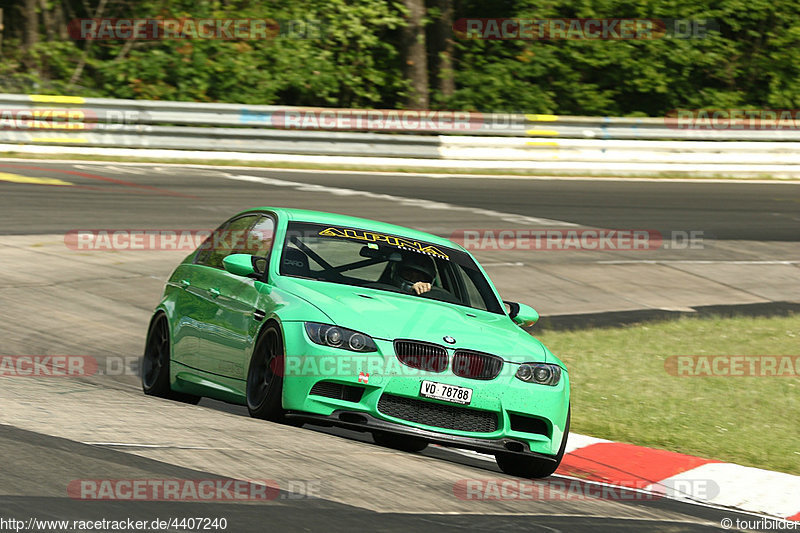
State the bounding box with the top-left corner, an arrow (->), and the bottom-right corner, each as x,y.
243,207 -> 461,250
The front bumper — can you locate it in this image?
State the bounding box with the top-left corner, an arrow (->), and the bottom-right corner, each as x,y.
280,321 -> 570,456
285,410 -> 557,461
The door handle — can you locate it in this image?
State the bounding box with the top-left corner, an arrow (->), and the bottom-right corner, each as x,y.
208,288 -> 221,298
180,279 -> 191,288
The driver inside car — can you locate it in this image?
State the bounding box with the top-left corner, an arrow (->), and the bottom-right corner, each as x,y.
390,251 -> 436,295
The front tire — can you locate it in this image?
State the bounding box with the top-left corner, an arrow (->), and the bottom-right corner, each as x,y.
372,432 -> 428,453
246,324 -> 287,422
495,407 -> 570,478
141,313 -> 200,404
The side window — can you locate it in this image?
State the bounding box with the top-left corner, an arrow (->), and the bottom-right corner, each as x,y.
195,215 -> 259,269
243,216 -> 275,257
455,266 -> 489,311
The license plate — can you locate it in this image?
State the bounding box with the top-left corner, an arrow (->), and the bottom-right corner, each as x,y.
420,380 -> 473,405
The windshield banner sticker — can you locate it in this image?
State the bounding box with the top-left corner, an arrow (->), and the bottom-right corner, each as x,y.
318,227 -> 450,260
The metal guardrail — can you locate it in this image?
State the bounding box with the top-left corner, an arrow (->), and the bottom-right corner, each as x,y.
439,136 -> 800,164
0,126 -> 442,158
0,93 -> 284,128
3,93 -> 800,141
2,94 -> 800,176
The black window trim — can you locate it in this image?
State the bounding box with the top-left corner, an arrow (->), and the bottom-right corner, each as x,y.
193,211 -> 277,272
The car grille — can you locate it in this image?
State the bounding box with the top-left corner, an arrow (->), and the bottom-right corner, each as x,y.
309,381 -> 364,403
452,350 -> 504,380
377,393 -> 498,433
394,340 -> 448,373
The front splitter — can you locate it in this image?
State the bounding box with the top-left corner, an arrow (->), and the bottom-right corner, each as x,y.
286,409 -> 557,462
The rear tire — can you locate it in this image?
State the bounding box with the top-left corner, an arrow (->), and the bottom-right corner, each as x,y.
495,407 -> 570,478
372,432 -> 428,453
246,324 -> 288,422
141,313 -> 200,405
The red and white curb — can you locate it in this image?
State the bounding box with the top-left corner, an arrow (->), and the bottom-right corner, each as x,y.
449,433 -> 800,521
561,434 -> 800,521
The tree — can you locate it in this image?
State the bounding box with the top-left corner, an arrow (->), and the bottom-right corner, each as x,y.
400,0 -> 428,108
3,0 -> 800,116
429,0 -> 454,101
23,0 -> 37,51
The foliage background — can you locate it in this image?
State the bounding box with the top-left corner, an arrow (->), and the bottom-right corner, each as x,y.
2,0 -> 798,115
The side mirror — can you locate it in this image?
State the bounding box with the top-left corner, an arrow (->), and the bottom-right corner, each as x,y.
223,254 -> 266,278
504,300 -> 539,328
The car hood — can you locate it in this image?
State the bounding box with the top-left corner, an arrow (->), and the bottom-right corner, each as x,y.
278,277 -> 550,363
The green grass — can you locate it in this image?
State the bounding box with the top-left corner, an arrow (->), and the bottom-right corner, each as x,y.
0,151 -> 792,180
535,314 -> 800,474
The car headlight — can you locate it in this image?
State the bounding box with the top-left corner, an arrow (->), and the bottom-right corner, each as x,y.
515,363 -> 562,386
304,322 -> 377,352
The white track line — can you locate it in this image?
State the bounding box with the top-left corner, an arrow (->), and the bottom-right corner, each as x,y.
220,172 -> 579,227
478,262 -> 525,267
597,260 -> 800,265
4,157 -> 800,184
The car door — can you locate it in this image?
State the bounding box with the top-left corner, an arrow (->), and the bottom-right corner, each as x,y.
199,214 -> 276,380
173,214 -> 261,376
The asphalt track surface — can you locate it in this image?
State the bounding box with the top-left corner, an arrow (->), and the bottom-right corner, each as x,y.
0,161 -> 798,240
0,422 -> 755,533
0,160 -> 797,532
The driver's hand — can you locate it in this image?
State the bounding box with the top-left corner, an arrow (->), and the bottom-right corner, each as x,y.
412,282 -> 432,295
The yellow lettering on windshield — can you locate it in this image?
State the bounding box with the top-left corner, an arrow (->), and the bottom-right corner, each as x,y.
318,227 -> 449,260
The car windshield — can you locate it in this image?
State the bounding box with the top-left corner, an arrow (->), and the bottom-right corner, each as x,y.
280,222 -> 503,314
